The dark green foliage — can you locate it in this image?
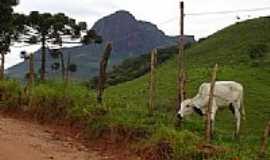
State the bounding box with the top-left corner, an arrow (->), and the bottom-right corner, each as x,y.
87,30 -> 97,39
82,29 -> 103,45
78,22 -> 87,30
26,36 -> 38,44
13,13 -> 27,32
51,62 -> 60,71
72,25 -> 81,38
14,12 -> 86,41
88,46 -> 178,88
0,1 -> 17,31
68,18 -> 76,27
28,11 -> 40,26
68,64 -> 77,72
247,43 -> 268,60
49,49 -> 61,59
0,0 -> 18,53
95,35 -> 103,44
0,34 -> 11,52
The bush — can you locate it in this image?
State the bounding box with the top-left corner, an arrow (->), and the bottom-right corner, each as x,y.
140,127 -> 199,160
247,43 -> 268,66
28,81 -> 94,121
0,80 -> 22,109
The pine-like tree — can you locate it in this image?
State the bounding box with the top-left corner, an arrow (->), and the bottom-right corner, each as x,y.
0,0 -> 19,79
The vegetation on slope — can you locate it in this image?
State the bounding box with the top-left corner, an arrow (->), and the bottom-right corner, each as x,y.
101,17 -> 270,159
0,17 -> 270,159
88,44 -> 194,88
87,46 -> 178,88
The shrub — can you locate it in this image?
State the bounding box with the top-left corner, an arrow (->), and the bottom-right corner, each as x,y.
0,80 -> 22,109
140,126 -> 199,160
27,81 -> 94,121
247,43 -> 268,66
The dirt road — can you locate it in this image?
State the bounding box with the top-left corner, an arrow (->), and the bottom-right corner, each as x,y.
0,115 -> 116,160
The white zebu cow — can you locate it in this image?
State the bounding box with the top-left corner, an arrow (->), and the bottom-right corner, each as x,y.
177,81 -> 245,137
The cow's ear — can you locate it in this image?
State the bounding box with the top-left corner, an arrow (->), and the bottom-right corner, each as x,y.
193,107 -> 204,116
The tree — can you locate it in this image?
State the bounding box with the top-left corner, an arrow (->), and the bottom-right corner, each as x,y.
0,0 -> 18,79
13,12 -> 102,82
17,12 -> 83,81
78,22 -> 88,30
13,13 -> 27,34
49,29 -> 103,81
27,12 -> 53,80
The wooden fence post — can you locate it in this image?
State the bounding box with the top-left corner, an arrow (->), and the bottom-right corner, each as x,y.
149,49 -> 158,113
258,121 -> 270,159
28,53 -> 35,87
97,43 -> 112,105
40,34 -> 46,81
176,1 -> 186,111
60,51 -> 65,80
205,64 -> 218,143
64,53 -> 71,86
176,1 -> 187,111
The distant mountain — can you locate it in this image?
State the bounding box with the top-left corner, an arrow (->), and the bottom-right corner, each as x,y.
7,10 -> 195,80
92,10 -> 176,56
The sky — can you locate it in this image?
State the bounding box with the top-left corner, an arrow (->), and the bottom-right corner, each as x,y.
14,0 -> 270,39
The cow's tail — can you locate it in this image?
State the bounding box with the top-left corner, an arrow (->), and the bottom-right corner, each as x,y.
240,90 -> 246,121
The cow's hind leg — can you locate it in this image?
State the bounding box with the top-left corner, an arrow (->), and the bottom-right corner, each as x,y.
229,103 -> 235,114
233,103 -> 241,138
210,104 -> 218,138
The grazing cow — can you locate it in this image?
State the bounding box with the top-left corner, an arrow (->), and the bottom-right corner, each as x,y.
177,81 -> 245,137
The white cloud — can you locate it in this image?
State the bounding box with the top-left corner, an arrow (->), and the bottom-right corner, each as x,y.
15,0 -> 270,39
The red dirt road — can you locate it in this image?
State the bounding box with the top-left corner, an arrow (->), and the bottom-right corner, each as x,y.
0,115 -> 134,160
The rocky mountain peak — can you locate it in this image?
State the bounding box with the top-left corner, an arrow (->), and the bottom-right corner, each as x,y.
91,10 -> 173,55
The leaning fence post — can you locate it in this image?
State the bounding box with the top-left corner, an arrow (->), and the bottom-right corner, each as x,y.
205,64 -> 218,143
149,49 -> 158,114
97,43 -> 112,105
258,121 -> 270,159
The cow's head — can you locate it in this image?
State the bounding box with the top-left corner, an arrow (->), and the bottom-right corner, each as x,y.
177,99 -> 204,120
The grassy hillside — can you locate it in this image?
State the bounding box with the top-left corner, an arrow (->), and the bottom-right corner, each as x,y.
100,17 -> 270,159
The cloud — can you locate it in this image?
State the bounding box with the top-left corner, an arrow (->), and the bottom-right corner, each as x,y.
15,0 -> 270,38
